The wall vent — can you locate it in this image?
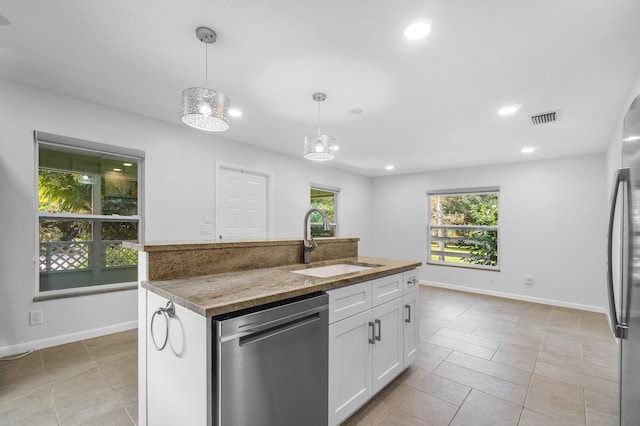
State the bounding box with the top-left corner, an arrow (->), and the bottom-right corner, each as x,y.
529,110 -> 560,126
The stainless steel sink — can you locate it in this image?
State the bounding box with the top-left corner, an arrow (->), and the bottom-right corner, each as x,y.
290,263 -> 376,278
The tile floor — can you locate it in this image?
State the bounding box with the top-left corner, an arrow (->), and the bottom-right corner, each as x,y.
0,328 -> 137,425
0,286 -> 618,425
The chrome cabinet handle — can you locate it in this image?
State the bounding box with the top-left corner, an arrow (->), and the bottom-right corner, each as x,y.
607,167 -> 631,339
405,304 -> 411,323
407,277 -> 418,286
368,322 -> 375,344
374,319 -> 381,341
150,301 -> 175,351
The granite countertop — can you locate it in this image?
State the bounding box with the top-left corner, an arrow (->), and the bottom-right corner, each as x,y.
141,256 -> 421,317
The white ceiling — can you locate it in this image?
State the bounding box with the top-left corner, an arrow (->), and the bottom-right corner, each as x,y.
2,1 -> 640,177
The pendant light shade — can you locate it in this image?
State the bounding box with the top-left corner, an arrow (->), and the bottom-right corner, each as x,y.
303,92 -> 338,161
304,134 -> 336,161
181,87 -> 230,131
181,27 -> 231,132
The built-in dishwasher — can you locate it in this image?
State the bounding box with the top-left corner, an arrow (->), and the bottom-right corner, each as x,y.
212,292 -> 328,426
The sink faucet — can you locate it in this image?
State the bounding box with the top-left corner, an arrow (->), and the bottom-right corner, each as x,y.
303,208 -> 330,264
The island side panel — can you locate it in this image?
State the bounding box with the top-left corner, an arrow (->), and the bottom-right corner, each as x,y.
146,290 -> 212,426
138,251 -> 148,426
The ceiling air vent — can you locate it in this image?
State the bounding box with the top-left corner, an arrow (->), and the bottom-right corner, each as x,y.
529,110 -> 560,126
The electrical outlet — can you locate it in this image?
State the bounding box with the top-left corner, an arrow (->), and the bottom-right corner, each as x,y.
203,213 -> 214,224
29,311 -> 43,326
524,275 -> 534,286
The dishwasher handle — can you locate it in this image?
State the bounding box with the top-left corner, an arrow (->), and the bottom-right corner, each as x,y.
239,312 -> 321,346
220,303 -> 327,342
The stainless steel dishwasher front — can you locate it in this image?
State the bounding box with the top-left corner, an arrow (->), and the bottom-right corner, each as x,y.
213,292 -> 329,426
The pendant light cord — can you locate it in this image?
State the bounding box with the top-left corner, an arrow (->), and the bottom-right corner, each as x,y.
204,42 -> 208,83
317,100 -> 321,136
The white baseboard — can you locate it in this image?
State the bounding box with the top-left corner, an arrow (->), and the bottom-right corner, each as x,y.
0,320 -> 138,357
423,281 -> 607,314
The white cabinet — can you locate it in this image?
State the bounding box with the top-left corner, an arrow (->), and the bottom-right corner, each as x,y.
328,309 -> 372,426
328,270 -> 418,426
403,290 -> 419,367
371,297 -> 404,393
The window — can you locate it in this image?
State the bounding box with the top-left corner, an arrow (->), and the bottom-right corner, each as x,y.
36,132 -> 143,295
310,185 -> 339,237
427,188 -> 499,269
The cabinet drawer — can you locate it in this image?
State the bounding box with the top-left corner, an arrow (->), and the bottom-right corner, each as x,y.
403,270 -> 419,294
372,274 -> 403,307
327,281 -> 372,324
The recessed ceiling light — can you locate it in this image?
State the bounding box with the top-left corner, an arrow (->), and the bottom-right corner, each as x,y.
623,135 -> 640,142
498,105 -> 521,116
521,147 -> 536,154
228,108 -> 242,117
350,108 -> 364,115
404,19 -> 433,40
123,162 -> 133,167
332,145 -> 340,151
385,165 -> 395,170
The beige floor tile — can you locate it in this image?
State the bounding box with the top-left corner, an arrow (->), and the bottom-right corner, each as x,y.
585,389 -> 617,426
451,389 -> 522,426
384,383 -> 459,426
426,334 -> 496,360
51,368 -> 123,424
442,316 -> 482,333
446,351 -> 531,387
473,327 -> 541,351
462,313 -> 518,332
341,397 -> 395,426
380,409 -> 433,426
83,328 -> 137,349
402,366 -> 471,405
0,351 -> 45,385
0,351 -> 51,402
61,406 -> 134,426
415,342 -> 452,372
491,342 -> 539,372
435,327 -> 501,350
419,320 -> 442,339
41,341 -> 98,383
518,408 -> 584,426
524,375 -> 585,423
0,389 -> 58,425
534,362 -> 618,398
433,361 -> 527,405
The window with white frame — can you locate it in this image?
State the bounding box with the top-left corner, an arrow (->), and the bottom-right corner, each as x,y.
427,188 -> 499,269
36,132 -> 143,295
310,185 -> 339,238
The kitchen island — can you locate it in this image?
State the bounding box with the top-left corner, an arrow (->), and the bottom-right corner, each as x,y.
127,238 -> 420,426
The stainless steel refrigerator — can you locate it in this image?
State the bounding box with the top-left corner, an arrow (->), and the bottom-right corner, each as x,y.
608,93 -> 640,425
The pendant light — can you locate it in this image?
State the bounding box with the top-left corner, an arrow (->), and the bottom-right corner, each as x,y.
181,27 -> 231,132
304,93 -> 338,161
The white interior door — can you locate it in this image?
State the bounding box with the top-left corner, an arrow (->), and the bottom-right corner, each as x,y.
217,166 -> 268,239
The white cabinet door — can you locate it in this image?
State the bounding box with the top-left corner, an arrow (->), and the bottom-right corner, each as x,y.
403,291 -> 419,367
329,309 -> 373,426
371,297 -> 404,394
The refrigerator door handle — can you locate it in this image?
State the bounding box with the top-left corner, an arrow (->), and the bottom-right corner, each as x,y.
607,167 -> 630,339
